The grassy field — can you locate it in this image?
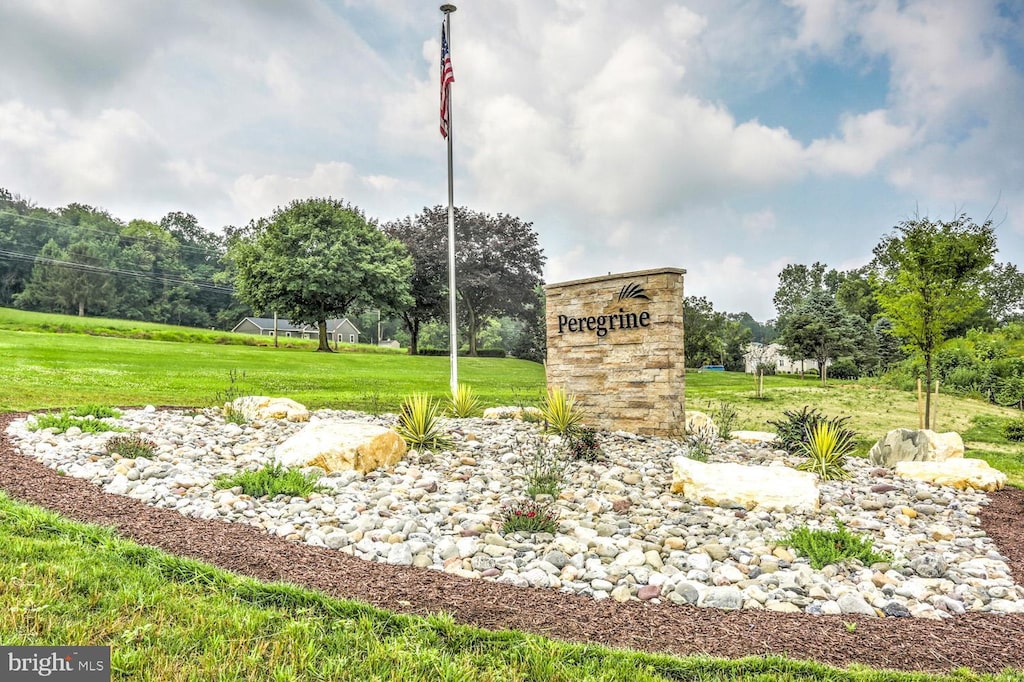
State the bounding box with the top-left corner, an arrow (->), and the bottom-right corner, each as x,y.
2,492 -> 1017,682
1,308 -> 1023,680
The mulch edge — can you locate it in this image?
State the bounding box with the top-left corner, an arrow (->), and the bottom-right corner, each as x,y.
1,411 -> 1023,676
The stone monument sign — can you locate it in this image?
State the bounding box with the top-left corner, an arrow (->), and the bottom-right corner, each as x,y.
545,268 -> 685,436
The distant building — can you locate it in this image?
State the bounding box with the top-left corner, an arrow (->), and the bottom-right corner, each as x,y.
743,342 -> 827,374
232,317 -> 362,344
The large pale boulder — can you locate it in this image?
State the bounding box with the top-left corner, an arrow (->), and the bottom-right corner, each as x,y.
730,431 -> 779,445
685,411 -> 718,438
482,406 -> 543,421
894,458 -> 1007,492
274,421 -> 406,474
671,456 -> 819,512
230,396 -> 309,422
868,429 -> 964,467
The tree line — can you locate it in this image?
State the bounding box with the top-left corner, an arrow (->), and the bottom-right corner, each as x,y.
687,213 -> 1023,428
0,189 -> 546,359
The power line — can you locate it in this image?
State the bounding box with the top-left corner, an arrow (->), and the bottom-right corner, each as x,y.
0,248 -> 235,294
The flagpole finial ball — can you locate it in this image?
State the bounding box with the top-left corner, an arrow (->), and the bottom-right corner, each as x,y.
440,4 -> 457,13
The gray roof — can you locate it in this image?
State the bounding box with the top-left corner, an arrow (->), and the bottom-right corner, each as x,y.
234,317 -> 361,334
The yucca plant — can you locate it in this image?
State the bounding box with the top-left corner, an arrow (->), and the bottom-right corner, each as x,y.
796,420 -> 855,480
448,383 -> 481,418
539,387 -> 585,436
396,393 -> 452,450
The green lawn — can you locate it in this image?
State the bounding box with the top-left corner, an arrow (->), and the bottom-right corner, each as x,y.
1,309 -> 1023,679
0,328 -> 546,413
2,493 -> 1016,682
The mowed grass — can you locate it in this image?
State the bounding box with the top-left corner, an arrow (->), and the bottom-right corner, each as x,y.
0,328 -> 545,413
3,492 -> 1018,682
687,371 -> 1024,487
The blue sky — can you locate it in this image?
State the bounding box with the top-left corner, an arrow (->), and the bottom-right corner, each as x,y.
0,0 -> 1021,321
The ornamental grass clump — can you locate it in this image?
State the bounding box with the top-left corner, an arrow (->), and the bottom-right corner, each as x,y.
780,518 -> 892,569
396,393 -> 452,450
499,498 -> 559,535
539,387 -> 585,436
524,441 -> 565,498
796,420 -> 856,481
448,383 -> 481,418
105,434 -> 157,459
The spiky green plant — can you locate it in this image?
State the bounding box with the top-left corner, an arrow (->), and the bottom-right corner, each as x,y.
796,420 -> 855,480
448,383 -> 481,418
539,387 -> 584,436
396,393 -> 452,450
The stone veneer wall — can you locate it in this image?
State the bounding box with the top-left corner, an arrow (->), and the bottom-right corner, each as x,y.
545,268 -> 685,437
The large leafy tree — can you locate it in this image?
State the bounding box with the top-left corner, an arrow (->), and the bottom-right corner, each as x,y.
772,262 -> 841,318
985,262 -> 1024,324
15,238 -> 115,316
871,214 -> 997,428
382,215 -> 448,354
390,206 -> 545,356
776,290 -> 860,386
229,198 -> 413,352
683,296 -> 726,366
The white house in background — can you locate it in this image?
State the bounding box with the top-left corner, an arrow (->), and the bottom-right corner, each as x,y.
232,317 -> 362,344
743,342 -> 827,374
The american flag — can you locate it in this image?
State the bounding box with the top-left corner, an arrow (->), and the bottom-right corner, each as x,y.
440,22 -> 454,138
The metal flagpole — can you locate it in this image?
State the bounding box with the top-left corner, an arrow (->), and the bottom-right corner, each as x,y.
441,3 -> 458,395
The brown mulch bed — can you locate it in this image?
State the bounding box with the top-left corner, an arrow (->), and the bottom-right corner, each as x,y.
1,412 -> 1022,675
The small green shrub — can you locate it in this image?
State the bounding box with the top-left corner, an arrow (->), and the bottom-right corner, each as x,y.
214,369 -> 249,423
780,519 -> 891,569
499,498 -> 558,535
565,428 -> 602,461
539,387 -> 585,436
828,358 -> 860,381
711,401 -> 738,440
105,434 -> 157,458
70,405 -> 121,419
685,426 -> 716,462
1003,417 -> 1024,442
448,383 -> 481,418
525,442 -> 564,499
214,463 -> 323,498
768,405 -> 823,453
396,393 -> 452,450
29,413 -> 126,434
795,420 -> 856,480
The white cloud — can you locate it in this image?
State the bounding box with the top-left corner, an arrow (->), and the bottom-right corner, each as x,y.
229,162 -> 408,224
807,109 -> 915,175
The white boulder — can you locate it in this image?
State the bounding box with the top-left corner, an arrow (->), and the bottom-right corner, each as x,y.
670,456 -> 819,512
685,411 -> 718,438
730,431 -> 779,445
274,420 -> 407,474
230,396 -> 309,422
482,406 -> 543,421
894,458 -> 1007,492
868,429 -> 964,467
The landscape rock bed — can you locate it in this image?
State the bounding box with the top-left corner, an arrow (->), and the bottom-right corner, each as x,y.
1,410 -> 1023,674
6,407 -> 1023,621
